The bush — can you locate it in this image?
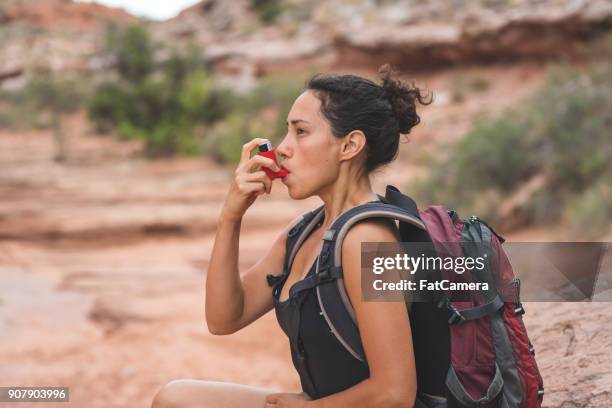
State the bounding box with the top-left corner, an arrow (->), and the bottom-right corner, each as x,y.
453,115 -> 537,191
0,72 -> 86,129
565,176 -> 612,237
88,25 -> 306,160
204,112 -> 266,164
236,75 -> 305,143
89,24 -> 237,157
112,25 -> 155,83
200,75 -> 304,163
88,82 -> 134,133
251,0 -> 284,24
410,63 -> 612,235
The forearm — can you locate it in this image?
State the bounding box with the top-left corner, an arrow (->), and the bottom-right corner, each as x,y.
205,214 -> 245,332
305,378 -> 412,408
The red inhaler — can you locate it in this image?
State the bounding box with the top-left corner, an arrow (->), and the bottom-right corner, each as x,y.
257,141 -> 288,180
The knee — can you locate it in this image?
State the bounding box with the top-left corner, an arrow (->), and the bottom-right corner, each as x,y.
151,379 -> 190,408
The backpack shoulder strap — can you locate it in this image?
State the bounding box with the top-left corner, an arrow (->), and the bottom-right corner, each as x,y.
383,185 -> 432,242
383,185 -> 420,218
266,205 -> 325,288
313,198 -> 428,361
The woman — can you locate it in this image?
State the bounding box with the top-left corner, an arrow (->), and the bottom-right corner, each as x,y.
152,65 -> 434,408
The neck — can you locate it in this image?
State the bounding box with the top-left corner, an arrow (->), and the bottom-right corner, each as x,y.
318,170 -> 378,228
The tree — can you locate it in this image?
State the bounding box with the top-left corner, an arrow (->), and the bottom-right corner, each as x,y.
25,72 -> 83,162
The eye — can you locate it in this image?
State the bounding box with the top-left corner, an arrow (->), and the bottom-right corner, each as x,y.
296,128 -> 306,135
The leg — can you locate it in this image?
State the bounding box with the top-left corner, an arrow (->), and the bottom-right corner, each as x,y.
151,379 -> 280,408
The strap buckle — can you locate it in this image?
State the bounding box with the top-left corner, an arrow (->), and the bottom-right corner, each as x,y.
322,229 -> 335,241
514,303 -> 525,315
436,295 -> 448,309
266,273 -> 283,287
448,304 -> 466,325
314,265 -> 343,286
314,267 -> 335,285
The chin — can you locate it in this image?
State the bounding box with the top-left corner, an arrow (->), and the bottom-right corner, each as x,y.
286,183 -> 310,200
287,188 -> 305,200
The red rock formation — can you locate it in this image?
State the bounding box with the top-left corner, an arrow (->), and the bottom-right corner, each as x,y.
1,0 -> 135,32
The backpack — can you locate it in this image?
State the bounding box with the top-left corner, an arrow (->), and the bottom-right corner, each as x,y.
270,185 -> 544,408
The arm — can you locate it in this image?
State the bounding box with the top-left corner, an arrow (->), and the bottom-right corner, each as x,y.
205,137 -> 298,335
205,212 -> 301,335
308,218 -> 416,408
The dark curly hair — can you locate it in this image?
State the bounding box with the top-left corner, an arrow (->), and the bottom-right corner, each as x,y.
305,64 -> 433,174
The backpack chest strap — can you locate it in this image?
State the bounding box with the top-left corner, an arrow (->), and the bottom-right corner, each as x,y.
288,265 -> 343,298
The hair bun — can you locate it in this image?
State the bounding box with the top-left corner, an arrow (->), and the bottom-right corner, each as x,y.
378,64 -> 433,134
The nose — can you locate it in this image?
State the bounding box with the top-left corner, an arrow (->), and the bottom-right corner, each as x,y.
276,135 -> 291,162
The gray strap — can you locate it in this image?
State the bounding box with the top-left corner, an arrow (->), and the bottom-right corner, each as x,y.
448,295 -> 505,325
446,364 -> 504,407
416,393 -> 448,408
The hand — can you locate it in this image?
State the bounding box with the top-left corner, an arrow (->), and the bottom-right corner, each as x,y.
221,138 -> 281,221
264,391 -> 311,408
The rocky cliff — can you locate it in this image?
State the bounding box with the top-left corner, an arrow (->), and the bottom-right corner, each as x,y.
2,0 -> 611,90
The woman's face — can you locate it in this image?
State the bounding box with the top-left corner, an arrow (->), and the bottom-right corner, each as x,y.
276,90 -> 344,200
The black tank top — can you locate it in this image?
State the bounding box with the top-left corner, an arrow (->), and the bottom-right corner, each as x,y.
271,217 -> 370,399
271,208 -> 449,400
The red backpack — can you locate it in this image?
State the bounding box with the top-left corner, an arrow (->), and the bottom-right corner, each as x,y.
418,199 -> 544,407
277,185 -> 544,407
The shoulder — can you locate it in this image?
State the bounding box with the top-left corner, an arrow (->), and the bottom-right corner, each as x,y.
342,217 -> 401,249
340,218 -> 401,297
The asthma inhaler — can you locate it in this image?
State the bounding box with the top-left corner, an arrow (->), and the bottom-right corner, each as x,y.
257,141 -> 288,180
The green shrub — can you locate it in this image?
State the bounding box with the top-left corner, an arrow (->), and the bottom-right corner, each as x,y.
205,113 -> 255,164
8,73 -> 85,124
112,25 -> 155,83
88,82 -> 133,133
163,46 -> 202,87
236,75 -> 305,143
410,63 -> 612,235
8,71 -> 88,161
88,24 -> 247,157
117,121 -> 144,140
251,0 -> 284,24
178,69 -> 235,124
453,115 -> 537,191
565,177 -> 612,237
88,24 -> 306,160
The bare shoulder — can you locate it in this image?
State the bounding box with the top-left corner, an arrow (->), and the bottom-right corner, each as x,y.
342,217 -> 401,248
340,217 -> 401,300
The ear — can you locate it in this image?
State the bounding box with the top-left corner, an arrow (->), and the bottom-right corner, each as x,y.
339,130 -> 367,162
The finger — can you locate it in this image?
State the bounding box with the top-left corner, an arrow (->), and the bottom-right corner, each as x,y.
239,181 -> 266,196
240,138 -> 271,164
246,155 -> 281,173
243,171 -> 272,193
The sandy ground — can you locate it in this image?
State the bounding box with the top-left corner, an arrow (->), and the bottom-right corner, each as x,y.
1,63 -> 611,407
